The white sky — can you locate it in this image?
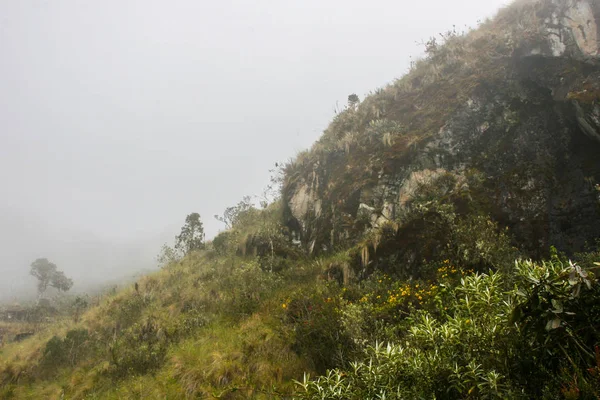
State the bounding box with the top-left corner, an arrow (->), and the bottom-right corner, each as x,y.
0,0 -> 510,298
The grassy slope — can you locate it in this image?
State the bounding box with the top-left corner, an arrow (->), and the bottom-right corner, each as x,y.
0,252 -> 323,399
2,1 -> 598,398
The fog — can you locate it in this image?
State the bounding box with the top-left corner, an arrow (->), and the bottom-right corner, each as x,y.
0,0 -> 508,301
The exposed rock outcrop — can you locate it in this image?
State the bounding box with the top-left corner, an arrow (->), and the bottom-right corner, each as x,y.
284,0 -> 600,257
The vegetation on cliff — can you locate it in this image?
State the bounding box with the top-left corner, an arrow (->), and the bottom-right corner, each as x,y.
2,0 -> 600,398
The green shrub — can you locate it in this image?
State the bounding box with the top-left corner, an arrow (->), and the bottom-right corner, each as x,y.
109,317 -> 169,377
353,199 -> 518,282
294,258 -> 600,399
283,286 -> 355,373
219,259 -> 283,318
107,293 -> 149,330
41,329 -> 91,369
212,230 -> 234,256
509,259 -> 600,395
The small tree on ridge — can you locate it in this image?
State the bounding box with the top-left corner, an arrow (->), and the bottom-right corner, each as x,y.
175,212 -> 205,254
30,258 -> 73,299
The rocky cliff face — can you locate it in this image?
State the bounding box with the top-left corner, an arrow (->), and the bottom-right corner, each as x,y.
283,0 -> 600,258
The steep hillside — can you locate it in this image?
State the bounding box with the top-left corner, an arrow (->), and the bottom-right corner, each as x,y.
1,0 -> 600,399
283,0 -> 600,261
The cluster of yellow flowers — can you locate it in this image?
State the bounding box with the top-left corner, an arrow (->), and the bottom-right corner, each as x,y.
357,273 -> 444,307
437,260 -> 474,278
437,260 -> 458,278
385,283 -> 438,304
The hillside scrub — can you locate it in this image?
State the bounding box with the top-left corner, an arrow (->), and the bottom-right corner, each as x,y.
2,0 -> 600,398
1,214 -> 598,398
0,249 -> 314,399
295,257 -> 600,399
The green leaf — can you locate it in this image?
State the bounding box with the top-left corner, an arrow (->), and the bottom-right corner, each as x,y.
509,306 -> 522,324
545,318 -> 561,331
551,299 -> 563,313
515,288 -> 528,298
